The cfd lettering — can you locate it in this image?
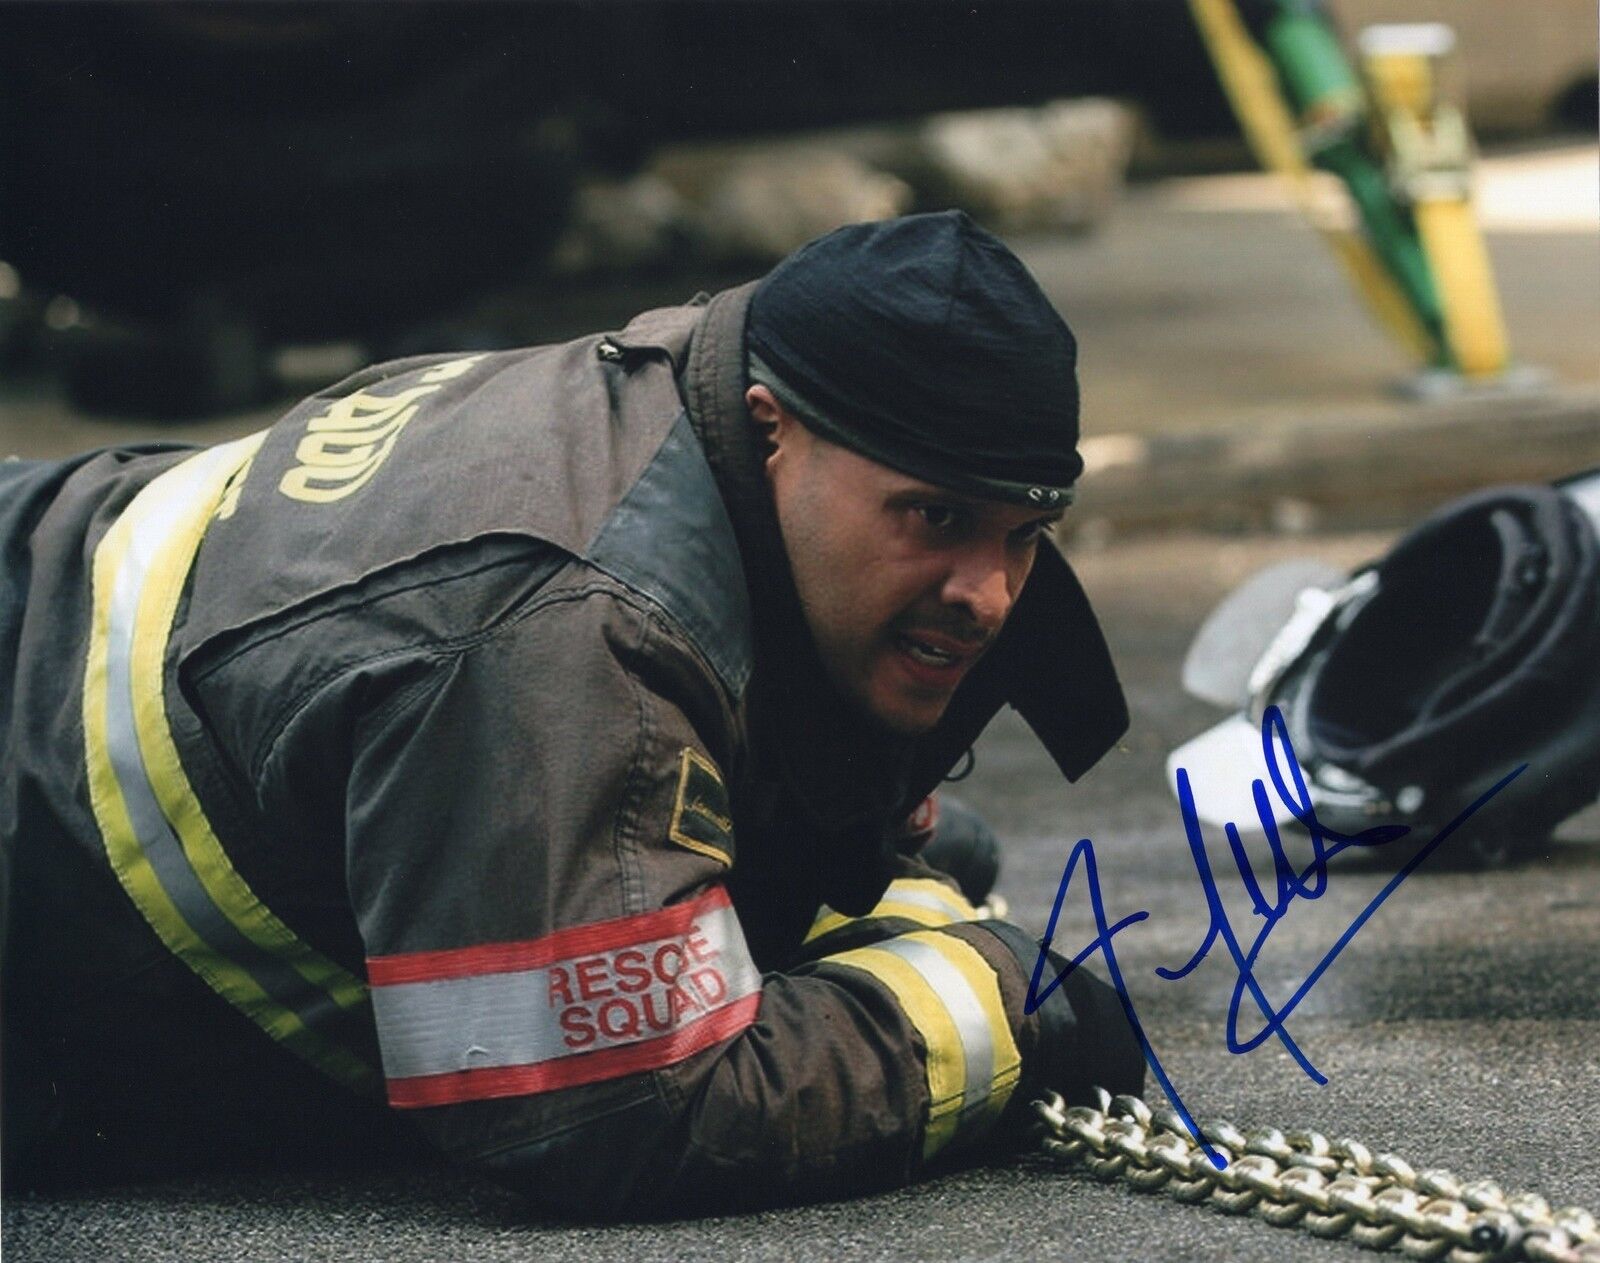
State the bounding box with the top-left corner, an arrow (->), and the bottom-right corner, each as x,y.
550,924 -> 728,1049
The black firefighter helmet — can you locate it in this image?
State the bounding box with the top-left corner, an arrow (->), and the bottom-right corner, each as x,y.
1170,470 -> 1600,867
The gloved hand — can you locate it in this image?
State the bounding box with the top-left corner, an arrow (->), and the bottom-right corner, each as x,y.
972,920 -> 1146,1108
912,794 -> 1000,908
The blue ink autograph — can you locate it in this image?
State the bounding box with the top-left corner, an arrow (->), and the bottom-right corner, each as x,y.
1025,704 -> 1526,1169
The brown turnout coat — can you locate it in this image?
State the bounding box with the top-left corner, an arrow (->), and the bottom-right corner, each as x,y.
0,284 -> 1126,1213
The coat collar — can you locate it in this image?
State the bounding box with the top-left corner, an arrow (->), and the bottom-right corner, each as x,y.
684,284 -> 920,913
679,282 -> 1128,911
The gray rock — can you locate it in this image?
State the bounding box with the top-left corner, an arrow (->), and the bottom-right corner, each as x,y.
548,97 -> 1133,275
686,150 -> 913,263
916,98 -> 1136,232
549,174 -> 695,275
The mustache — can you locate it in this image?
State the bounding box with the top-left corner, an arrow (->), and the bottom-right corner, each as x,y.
893,613 -> 994,650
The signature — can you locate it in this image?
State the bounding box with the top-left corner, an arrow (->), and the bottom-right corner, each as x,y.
1024,705 -> 1526,1169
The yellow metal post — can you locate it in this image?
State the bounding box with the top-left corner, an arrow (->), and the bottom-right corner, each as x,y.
1359,24 -> 1510,378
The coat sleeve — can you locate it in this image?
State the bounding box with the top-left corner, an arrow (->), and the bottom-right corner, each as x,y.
789,851 -> 989,962
258,570 -> 1047,1216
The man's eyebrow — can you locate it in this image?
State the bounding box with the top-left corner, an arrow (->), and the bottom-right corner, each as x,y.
883,487 -> 1065,527
884,486 -> 975,507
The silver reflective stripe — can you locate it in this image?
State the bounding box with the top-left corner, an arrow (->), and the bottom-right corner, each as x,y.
881,884 -> 970,918
101,466 -> 357,1039
85,438 -> 375,1088
878,936 -> 995,1125
374,974 -> 578,1080
371,902 -> 761,1081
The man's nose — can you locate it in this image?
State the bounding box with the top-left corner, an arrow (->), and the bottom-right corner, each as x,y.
941,547 -> 1015,634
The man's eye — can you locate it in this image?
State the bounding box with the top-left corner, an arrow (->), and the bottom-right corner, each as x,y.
916,505 -> 960,531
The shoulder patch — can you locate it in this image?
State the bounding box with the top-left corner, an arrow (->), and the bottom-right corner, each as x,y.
669,748 -> 735,866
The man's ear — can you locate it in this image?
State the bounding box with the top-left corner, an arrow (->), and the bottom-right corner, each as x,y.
745,384 -> 794,467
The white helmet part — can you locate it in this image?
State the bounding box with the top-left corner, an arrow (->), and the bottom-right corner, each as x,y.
1180,559 -> 1344,709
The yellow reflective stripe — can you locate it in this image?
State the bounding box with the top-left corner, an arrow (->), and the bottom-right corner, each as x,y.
84,436 -> 376,1091
806,902 -> 946,944
804,878 -> 979,946
827,930 -> 1020,1160
85,498 -> 296,1032
130,441 -> 367,1010
916,933 -> 1022,1135
831,943 -> 968,1158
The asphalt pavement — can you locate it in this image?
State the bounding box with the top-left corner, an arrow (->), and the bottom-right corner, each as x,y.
3,141 -> 1598,1259
6,529 -> 1597,1262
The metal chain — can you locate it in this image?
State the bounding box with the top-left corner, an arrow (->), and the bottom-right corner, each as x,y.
1031,1089 -> 1600,1263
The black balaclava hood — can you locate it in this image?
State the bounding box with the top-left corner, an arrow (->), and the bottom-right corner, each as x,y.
746,210 -> 1082,510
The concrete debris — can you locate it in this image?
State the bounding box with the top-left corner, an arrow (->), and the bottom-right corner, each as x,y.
548,175 -> 696,276
914,99 -> 1136,232
552,98 -> 1135,273
692,152 -> 914,264
551,149 -> 912,273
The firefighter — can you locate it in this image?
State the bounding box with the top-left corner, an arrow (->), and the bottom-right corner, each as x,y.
1,211 -> 1143,1214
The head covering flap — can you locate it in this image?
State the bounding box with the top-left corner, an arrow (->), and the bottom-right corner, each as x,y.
746,210 -> 1082,507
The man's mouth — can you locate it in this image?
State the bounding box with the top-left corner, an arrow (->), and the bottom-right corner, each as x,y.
891,629 -> 984,682
897,634 -> 963,667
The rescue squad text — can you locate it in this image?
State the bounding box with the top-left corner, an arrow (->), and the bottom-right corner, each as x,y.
550,928 -> 729,1049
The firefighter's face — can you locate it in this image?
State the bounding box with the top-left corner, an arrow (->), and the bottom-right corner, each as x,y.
751,385 -> 1061,735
